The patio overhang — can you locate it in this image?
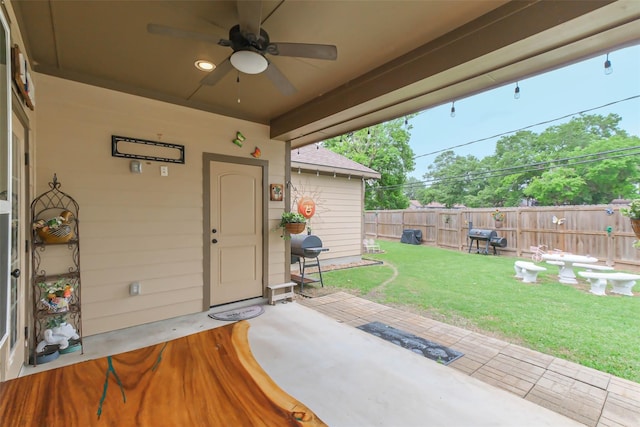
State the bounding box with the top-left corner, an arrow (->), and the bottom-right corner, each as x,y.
274,1 -> 640,147
11,0 -> 640,147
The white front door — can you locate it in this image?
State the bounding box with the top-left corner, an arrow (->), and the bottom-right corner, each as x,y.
209,160 -> 263,306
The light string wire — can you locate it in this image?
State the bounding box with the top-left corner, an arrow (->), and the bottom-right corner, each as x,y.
412,94 -> 640,160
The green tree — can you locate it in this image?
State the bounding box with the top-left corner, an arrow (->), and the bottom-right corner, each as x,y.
416,113 -> 639,207
419,151 -> 483,208
404,176 -> 425,200
323,118 -> 415,209
523,167 -> 590,205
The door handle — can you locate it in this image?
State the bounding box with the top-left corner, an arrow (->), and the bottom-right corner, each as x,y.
11,269 -> 21,278
212,239 -> 218,244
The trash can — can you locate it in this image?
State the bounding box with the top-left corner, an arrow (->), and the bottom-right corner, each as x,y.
400,229 -> 422,245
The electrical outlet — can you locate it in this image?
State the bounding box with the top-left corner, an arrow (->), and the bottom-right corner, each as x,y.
129,281 -> 141,296
160,166 -> 169,176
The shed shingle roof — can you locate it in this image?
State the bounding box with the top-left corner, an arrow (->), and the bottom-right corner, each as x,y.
291,145 -> 381,179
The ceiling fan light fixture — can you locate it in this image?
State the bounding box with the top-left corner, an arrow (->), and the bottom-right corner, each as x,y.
230,50 -> 268,74
194,60 -> 215,72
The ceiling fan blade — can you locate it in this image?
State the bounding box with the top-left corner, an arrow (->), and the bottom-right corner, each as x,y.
263,62 -> 296,96
270,43 -> 337,60
236,0 -> 262,37
147,23 -> 221,44
200,58 -> 234,86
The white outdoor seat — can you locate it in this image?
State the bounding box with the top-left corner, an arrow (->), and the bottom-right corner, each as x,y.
578,271 -> 640,296
573,263 -> 614,271
514,261 -> 546,283
267,282 -> 296,305
363,239 -> 381,253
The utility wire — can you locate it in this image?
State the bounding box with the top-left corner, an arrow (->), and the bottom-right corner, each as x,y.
412,95 -> 640,160
377,145 -> 640,190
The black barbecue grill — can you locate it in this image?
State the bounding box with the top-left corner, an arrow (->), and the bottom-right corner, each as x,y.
468,228 -> 507,255
290,234 -> 329,290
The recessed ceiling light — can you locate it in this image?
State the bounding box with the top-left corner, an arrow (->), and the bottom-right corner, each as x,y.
195,60 -> 215,72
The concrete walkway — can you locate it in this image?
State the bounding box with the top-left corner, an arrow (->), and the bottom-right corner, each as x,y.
297,291 -> 640,427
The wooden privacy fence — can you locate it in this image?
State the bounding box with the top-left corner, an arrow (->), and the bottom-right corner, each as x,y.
364,205 -> 640,270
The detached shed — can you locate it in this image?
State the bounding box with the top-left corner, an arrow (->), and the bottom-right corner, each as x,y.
291,145 -> 380,263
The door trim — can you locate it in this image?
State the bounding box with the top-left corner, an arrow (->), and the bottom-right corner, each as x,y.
202,154 -> 268,310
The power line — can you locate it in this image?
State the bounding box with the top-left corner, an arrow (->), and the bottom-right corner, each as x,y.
412,95 -> 640,160
377,145 -> 640,191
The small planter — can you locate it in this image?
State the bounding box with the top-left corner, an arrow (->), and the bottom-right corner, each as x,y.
42,296 -> 72,313
631,219 -> 640,239
59,338 -> 82,354
29,345 -> 60,365
494,220 -> 503,229
37,225 -> 74,244
285,222 -> 306,234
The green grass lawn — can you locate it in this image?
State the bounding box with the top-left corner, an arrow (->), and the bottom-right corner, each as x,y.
322,240 -> 640,383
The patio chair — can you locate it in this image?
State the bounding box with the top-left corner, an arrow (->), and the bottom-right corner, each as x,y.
363,239 -> 381,253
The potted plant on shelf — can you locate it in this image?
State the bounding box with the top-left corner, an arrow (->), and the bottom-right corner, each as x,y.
279,212 -> 307,235
491,209 -> 505,228
620,198 -> 640,241
38,278 -> 74,312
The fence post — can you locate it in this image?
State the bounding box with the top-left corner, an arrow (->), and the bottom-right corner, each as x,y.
375,211 -> 379,239
457,211 -> 463,251
516,209 -> 521,257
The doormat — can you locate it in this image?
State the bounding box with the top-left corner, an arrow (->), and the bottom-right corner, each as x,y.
356,321 -> 464,365
208,305 -> 265,321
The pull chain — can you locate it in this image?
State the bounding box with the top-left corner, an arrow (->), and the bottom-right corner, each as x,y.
237,73 -> 241,103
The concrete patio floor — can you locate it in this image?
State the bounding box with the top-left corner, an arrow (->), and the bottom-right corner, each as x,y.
21,293 -> 596,427
297,291 -> 640,427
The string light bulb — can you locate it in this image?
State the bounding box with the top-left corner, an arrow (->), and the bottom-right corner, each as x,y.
604,53 -> 613,75
450,102 -> 456,118
514,82 -> 520,99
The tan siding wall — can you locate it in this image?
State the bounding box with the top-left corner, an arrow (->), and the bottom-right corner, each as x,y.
290,173 -> 364,261
34,74 -> 287,336
267,153 -> 288,285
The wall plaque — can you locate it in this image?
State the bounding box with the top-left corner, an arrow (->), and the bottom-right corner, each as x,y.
111,135 -> 185,164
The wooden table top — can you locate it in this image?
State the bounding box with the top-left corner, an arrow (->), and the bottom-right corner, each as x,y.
0,321 -> 326,426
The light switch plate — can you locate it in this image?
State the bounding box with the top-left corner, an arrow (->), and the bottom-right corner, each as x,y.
160,166 -> 168,176
129,281 -> 141,296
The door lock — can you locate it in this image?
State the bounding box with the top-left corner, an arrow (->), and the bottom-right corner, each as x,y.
212,239 -> 218,244
212,228 -> 217,233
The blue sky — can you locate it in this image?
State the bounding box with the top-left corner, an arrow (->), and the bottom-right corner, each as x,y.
407,44 -> 640,179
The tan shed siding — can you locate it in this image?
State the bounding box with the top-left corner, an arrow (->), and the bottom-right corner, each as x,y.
290,173 -> 364,260
35,74 -> 286,336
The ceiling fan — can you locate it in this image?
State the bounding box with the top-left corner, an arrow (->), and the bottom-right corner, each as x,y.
147,1 -> 337,95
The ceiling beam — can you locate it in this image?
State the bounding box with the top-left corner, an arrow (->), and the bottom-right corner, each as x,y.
270,0 -> 624,145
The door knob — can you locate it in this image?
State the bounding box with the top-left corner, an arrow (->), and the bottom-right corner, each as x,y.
212,239 -> 218,244
11,269 -> 20,278
212,229 -> 217,233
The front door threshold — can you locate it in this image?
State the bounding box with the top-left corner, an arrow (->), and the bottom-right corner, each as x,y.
209,296 -> 267,310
